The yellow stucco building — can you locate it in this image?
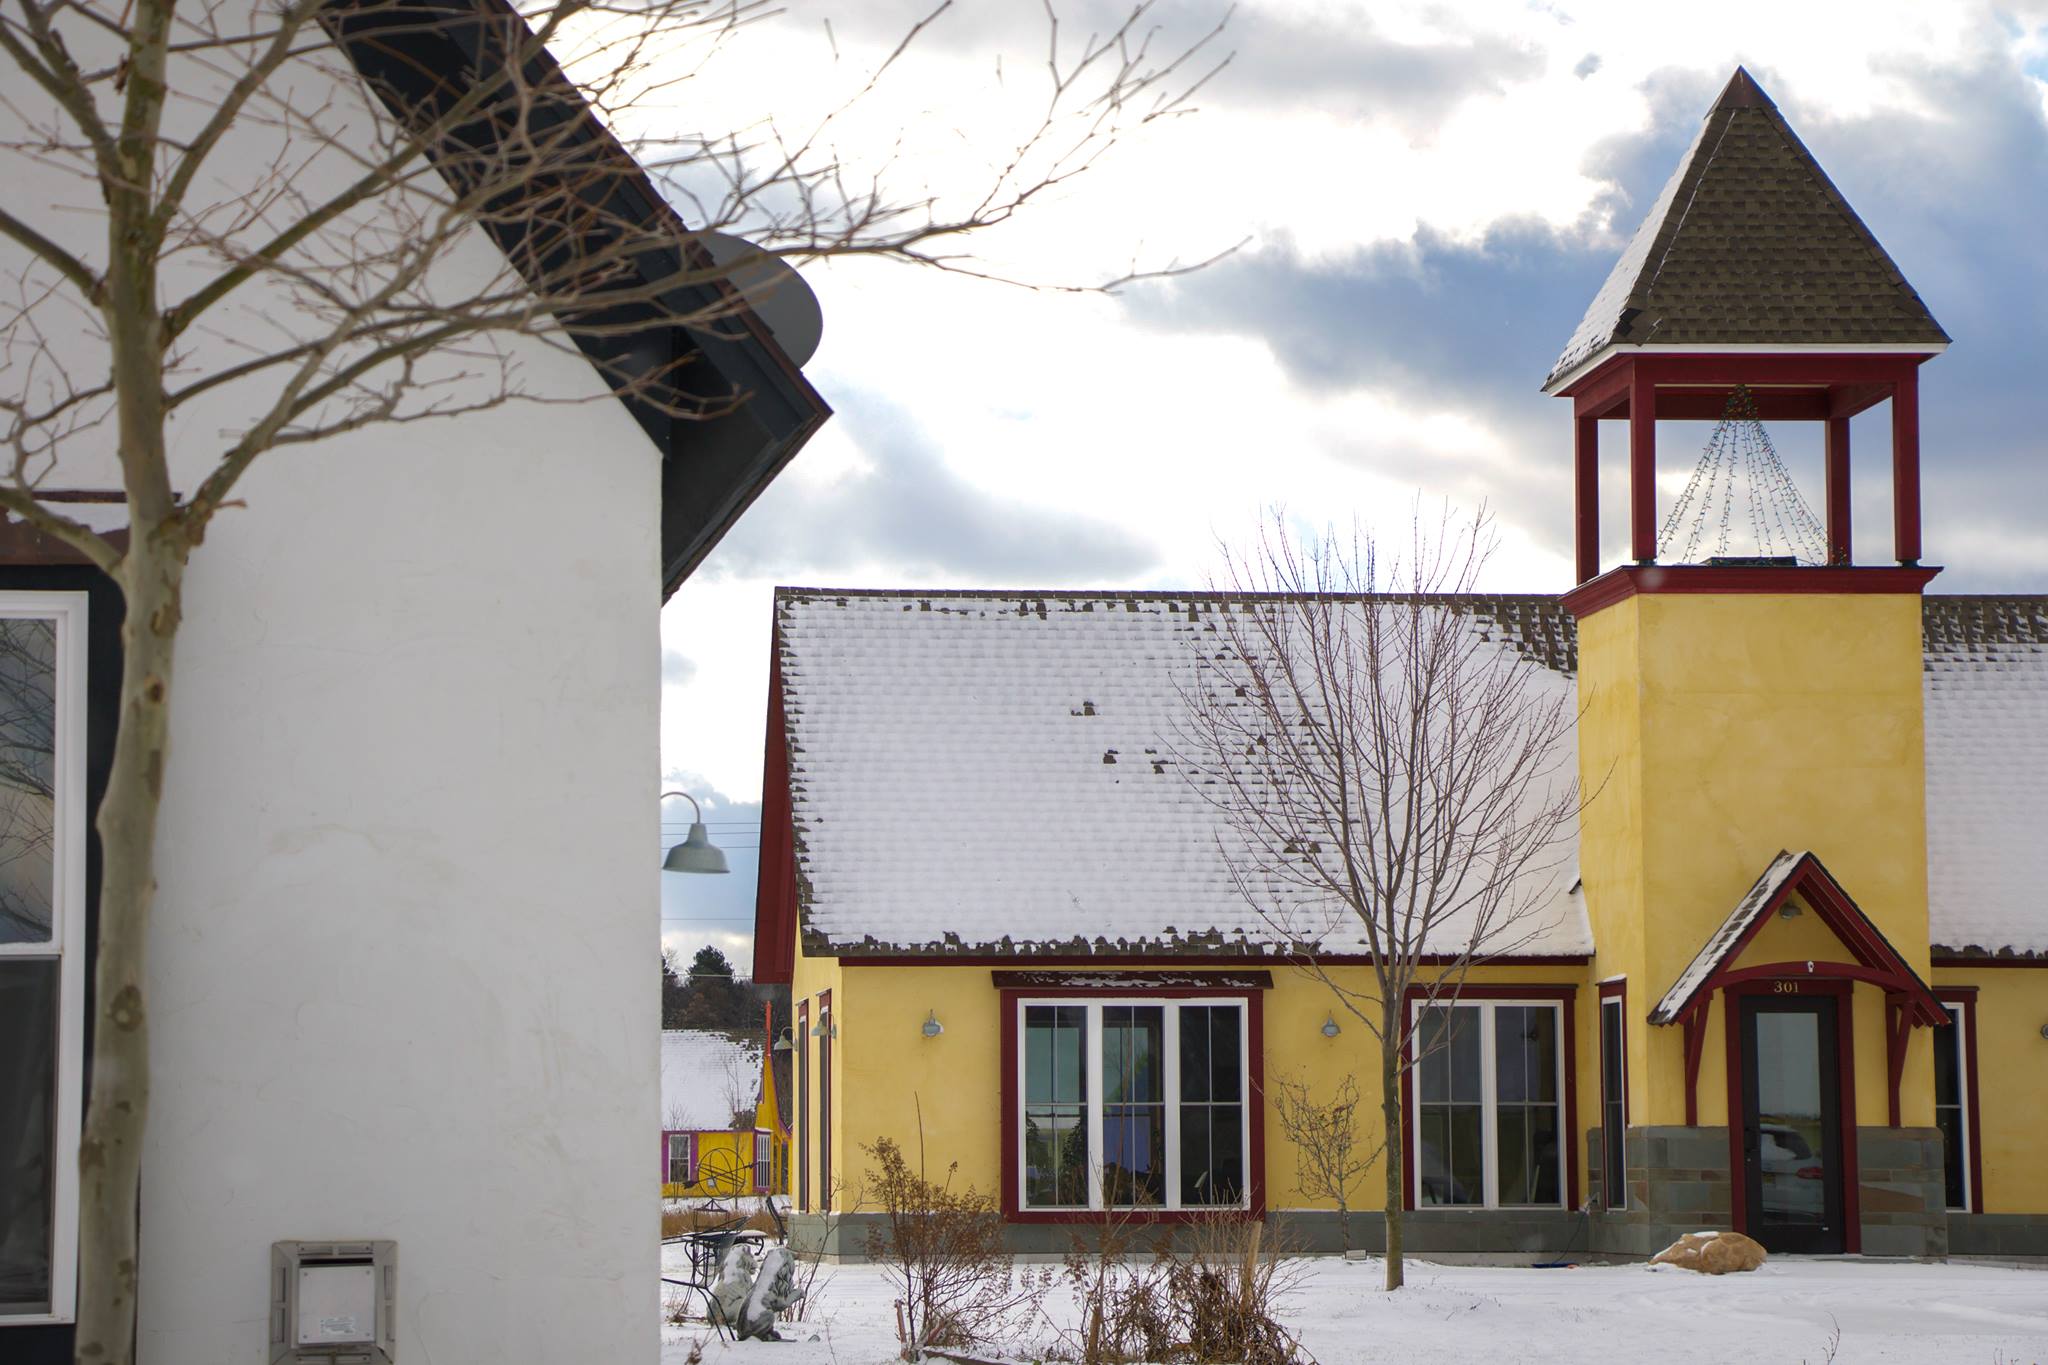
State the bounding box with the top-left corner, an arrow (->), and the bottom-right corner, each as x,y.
659,1028 -> 790,1200
752,70 -> 2046,1261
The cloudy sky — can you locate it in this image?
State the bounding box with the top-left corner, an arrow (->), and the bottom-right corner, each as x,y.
653,0 -> 2048,969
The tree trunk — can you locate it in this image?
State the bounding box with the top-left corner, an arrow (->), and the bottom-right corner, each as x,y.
77,15 -> 186,1341
1381,999 -> 1404,1291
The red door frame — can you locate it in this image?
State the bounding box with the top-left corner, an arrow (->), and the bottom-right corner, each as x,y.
1721,978 -> 1860,1252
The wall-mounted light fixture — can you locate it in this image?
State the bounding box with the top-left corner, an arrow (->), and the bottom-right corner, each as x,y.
811,1013 -> 837,1040
2039,1022 -> 2048,1042
772,1027 -> 794,1054
1321,1013 -> 1341,1039
660,790 -> 729,874
922,1010 -> 944,1039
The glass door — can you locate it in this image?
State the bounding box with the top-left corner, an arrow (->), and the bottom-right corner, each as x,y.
1739,997 -> 1845,1253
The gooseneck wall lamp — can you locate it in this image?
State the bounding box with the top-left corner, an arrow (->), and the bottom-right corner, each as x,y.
660,790 -> 729,874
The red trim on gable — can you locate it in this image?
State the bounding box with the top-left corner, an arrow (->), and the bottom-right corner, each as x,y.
1562,564 -> 1941,619
1665,853 -> 1945,1029
1930,955 -> 2046,969
752,628 -> 797,984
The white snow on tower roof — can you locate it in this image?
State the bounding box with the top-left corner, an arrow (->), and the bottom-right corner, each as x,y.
775,589 -> 1589,960
1923,598 -> 2048,956
660,1029 -> 761,1132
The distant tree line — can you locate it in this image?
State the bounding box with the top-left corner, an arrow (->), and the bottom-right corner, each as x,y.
663,945 -> 790,1042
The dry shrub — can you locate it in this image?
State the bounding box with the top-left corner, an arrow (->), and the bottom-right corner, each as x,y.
1053,1216 -> 1309,1365
863,1133 -> 1048,1359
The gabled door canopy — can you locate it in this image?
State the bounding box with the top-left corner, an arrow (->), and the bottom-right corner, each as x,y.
1652,850 -> 1946,1132
1652,849 -> 1944,1027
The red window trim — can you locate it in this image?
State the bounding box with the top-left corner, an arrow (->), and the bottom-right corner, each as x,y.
796,999 -> 810,1213
1721,979 -> 1861,1253
1397,984 -> 1580,1214
1934,988 -> 1984,1216
998,985 -> 1266,1224
1598,979 -> 1628,1211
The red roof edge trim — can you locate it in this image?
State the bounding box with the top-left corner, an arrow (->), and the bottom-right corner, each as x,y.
1562,564 -> 1941,619
751,626 -> 797,984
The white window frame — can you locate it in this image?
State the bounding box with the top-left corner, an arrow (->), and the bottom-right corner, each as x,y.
1015,997 -> 1252,1213
1936,1003 -> 1972,1213
1599,992 -> 1628,1211
753,1130 -> 772,1191
0,592 -> 88,1326
1408,996 -> 1568,1211
666,1132 -> 695,1187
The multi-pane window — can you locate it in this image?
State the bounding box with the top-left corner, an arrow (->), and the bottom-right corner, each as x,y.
1102,1006 -> 1165,1206
1934,1004 -> 1970,1212
1177,1005 -> 1245,1207
0,597 -> 87,1324
667,1133 -> 694,1186
1023,1005 -> 1088,1207
1413,999 -> 1565,1209
1600,995 -> 1627,1211
754,1131 -> 773,1192
1019,999 -> 1249,1212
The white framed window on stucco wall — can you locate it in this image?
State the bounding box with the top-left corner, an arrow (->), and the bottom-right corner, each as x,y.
1408,995 -> 1571,1211
0,592 -> 89,1326
1012,996 -> 1253,1215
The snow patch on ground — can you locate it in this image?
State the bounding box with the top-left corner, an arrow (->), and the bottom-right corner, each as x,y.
661,1250 -> 2048,1364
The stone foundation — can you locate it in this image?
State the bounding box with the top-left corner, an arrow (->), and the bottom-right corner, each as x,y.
1856,1127 -> 1947,1258
1948,1214 -> 2048,1258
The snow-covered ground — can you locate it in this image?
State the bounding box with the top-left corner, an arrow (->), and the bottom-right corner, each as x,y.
661,1245 -> 2048,1364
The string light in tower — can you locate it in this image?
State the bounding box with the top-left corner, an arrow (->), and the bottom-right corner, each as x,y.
1657,385 -> 1829,565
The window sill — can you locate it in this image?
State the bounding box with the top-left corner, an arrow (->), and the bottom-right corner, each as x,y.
1007,1207 -> 1260,1225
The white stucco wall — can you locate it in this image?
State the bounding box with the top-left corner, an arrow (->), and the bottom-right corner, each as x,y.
138,380 -> 661,1363
1,11 -> 667,1362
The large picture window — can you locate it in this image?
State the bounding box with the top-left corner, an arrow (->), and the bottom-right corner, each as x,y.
1018,998 -> 1249,1212
0,596 -> 87,1325
1412,998 -> 1566,1209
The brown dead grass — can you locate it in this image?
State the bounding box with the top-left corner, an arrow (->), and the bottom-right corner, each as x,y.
662,1202 -> 780,1239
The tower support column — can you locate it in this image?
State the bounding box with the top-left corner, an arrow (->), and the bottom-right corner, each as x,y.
1825,416 -> 1852,565
1576,415 -> 1599,583
1629,365 -> 1656,563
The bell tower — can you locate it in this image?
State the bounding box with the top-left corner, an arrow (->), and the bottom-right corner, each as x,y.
1551,69 -> 1953,1255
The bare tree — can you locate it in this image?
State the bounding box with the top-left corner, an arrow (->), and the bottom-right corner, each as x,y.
719,1045 -> 758,1130
0,0 -> 1228,1356
1269,1070 -> 1376,1254
1173,507 -> 1583,1290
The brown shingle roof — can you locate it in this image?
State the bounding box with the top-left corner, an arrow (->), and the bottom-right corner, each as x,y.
1546,68 -> 1949,389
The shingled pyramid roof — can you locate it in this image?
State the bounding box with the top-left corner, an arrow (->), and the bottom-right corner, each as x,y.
1545,68 -> 1949,390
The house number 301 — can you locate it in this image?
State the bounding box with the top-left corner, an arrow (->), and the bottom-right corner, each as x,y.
1772,980 -> 1801,994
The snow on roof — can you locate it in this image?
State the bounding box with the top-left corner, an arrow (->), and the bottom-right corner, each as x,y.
774,590 -> 2048,962
1924,597 -> 2048,957
660,1029 -> 761,1132
775,589 -> 1590,960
